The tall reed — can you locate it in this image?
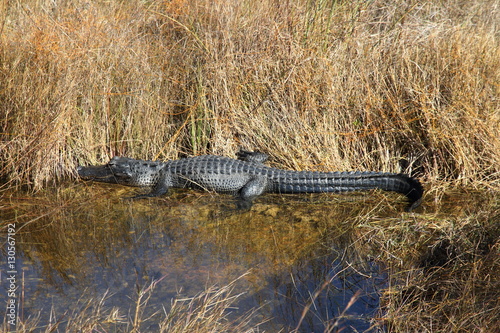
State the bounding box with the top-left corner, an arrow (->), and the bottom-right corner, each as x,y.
1,0 -> 499,189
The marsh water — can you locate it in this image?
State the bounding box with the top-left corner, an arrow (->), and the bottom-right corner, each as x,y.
1,183 -> 493,332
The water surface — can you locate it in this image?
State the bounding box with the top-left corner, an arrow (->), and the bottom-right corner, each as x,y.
1,183 -> 434,331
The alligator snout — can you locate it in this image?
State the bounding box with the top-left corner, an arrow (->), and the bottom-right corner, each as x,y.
77,164 -> 117,183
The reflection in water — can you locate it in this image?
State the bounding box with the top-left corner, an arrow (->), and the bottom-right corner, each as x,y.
1,184 -> 403,331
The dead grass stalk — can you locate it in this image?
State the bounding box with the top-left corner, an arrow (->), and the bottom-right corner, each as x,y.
0,0 -> 498,191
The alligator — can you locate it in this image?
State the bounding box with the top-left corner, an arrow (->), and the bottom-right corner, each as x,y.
77,150 -> 423,210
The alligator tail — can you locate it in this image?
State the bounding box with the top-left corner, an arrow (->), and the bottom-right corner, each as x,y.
275,171 -> 423,211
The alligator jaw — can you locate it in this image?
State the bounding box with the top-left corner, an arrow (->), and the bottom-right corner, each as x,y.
77,165 -> 129,184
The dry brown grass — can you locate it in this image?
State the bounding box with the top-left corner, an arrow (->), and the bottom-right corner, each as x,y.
355,194 -> 500,332
5,272 -> 260,332
0,0 -> 498,191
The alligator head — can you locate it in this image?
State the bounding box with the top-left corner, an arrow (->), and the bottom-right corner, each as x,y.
77,156 -> 164,187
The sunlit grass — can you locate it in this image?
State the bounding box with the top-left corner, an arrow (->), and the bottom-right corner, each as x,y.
0,0 -> 498,191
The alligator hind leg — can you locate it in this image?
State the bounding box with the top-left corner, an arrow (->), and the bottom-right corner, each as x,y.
236,176 -> 268,209
236,150 -> 269,164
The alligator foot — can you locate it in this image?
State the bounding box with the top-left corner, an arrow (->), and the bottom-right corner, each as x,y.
236,150 -> 269,164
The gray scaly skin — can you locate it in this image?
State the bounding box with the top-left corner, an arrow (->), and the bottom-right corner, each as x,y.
77,151 -> 423,210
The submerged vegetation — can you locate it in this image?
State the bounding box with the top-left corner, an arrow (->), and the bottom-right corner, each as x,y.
1,0 -> 499,332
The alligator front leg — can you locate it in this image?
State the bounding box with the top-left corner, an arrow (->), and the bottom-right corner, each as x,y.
131,172 -> 171,199
132,183 -> 169,199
